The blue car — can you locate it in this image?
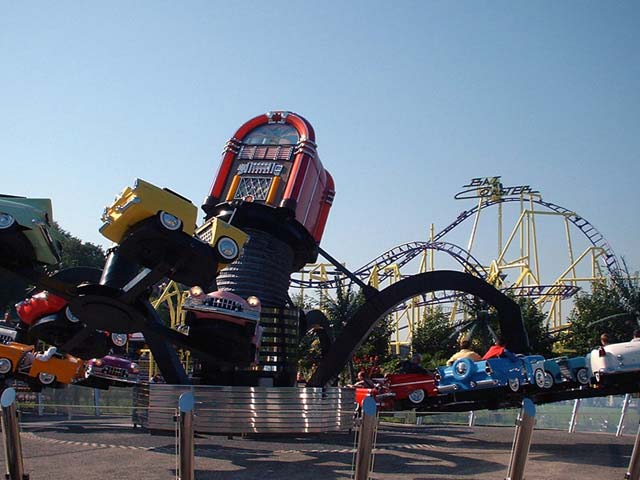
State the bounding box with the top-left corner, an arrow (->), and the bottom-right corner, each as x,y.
436,354 -> 547,395
541,356 -> 589,389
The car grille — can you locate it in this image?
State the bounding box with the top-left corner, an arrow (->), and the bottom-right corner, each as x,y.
101,366 -> 128,378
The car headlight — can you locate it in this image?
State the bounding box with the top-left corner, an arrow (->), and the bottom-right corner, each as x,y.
94,359 -> 103,367
455,362 -> 468,375
247,296 -> 260,307
130,363 -> 139,373
0,213 -> 16,230
217,237 -> 239,261
111,333 -> 128,347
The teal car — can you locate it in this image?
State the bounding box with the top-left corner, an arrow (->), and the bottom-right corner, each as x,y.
0,195 -> 61,265
541,356 -> 590,389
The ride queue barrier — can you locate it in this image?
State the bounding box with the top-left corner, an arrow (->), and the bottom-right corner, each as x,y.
140,384 -> 354,434
505,398 -> 536,480
1,388 -> 29,480
354,396 -> 378,480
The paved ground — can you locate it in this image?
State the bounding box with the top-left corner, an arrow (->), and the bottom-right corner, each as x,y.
0,415 -> 635,479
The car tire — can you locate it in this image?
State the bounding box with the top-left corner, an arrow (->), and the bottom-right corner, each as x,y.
452,358 -> 475,381
38,372 -> 56,385
408,389 -> 426,404
508,377 -> 520,392
543,371 -> 554,389
0,358 -> 12,375
0,214 -> 16,230
576,367 -> 590,386
534,368 -> 546,389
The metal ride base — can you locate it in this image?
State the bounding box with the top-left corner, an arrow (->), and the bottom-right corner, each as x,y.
136,384 -> 355,434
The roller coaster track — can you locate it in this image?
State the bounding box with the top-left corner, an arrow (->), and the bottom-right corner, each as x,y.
292,197 -> 621,290
291,241 -> 488,289
432,197 -> 621,275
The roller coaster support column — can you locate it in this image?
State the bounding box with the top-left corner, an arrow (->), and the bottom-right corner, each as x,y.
178,392 -> 195,480
568,399 -> 581,433
505,398 -> 536,480
618,394 -> 632,437
354,396 -> 377,480
624,419 -> 640,480
1,388 -> 29,480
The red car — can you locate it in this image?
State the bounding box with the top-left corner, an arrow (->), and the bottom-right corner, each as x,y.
15,291 -> 67,325
355,373 -> 437,410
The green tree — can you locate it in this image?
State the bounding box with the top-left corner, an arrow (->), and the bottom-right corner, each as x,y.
53,223 -> 106,269
517,297 -> 554,357
411,307 -> 458,369
562,280 -> 635,354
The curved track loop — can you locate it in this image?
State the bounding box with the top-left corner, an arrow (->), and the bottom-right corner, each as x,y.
307,270 -> 529,387
292,241 -> 488,289
293,197 -> 620,289
432,198 -> 621,273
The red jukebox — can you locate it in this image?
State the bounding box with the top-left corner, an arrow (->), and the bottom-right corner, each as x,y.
198,111 -> 334,385
202,111 -> 335,269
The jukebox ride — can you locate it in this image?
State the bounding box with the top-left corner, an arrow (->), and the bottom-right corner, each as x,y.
0,111 -> 537,433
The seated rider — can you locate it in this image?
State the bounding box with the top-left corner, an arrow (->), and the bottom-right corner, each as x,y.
447,339 -> 482,366
353,370 -> 376,388
482,337 -> 518,362
401,353 -> 429,374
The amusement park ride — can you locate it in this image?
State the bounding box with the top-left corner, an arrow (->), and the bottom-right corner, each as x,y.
0,111 -> 638,429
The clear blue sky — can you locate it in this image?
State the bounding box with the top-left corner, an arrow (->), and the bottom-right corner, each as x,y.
2,2 -> 639,284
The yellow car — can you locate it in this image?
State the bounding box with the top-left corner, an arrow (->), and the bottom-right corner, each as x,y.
195,217 -> 249,271
100,179 -> 198,243
100,179 -> 249,286
0,342 -> 85,387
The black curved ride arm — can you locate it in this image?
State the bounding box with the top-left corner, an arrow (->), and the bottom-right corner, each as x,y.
307,270 -> 529,387
302,309 -> 333,358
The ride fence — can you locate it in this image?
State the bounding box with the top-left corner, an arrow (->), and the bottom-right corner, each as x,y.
10,382 -> 640,437
382,394 -> 640,435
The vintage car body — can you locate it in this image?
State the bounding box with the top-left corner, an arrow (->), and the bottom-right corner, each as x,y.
100,178 -> 198,243
436,355 -> 547,396
15,289 -> 122,359
194,217 -> 250,273
0,195 -> 61,265
184,290 -> 262,365
100,179 -> 248,287
588,340 -> 640,385
542,356 -> 590,389
85,355 -> 140,385
0,325 -> 17,344
355,372 -> 438,410
16,291 -> 68,326
0,342 -> 84,387
29,351 -> 85,386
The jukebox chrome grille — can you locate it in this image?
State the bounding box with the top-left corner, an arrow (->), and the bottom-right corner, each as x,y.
234,176 -> 272,201
238,145 -> 294,161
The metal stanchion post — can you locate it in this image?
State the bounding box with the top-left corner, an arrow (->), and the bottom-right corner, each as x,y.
94,389 -> 101,417
354,396 -> 377,480
1,388 -> 29,480
36,393 -> 43,417
618,394 -> 632,437
505,398 -> 536,480
178,392 -> 195,480
468,411 -> 476,427
624,420 -> 640,480
568,398 -> 581,433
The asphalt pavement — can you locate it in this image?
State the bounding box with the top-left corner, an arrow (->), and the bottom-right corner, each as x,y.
0,415 -> 634,479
